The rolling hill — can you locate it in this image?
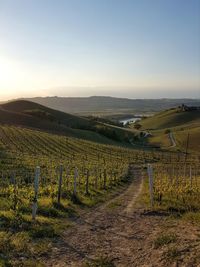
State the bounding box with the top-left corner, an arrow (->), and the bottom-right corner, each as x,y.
0,100 -> 137,145
139,107 -> 200,130
24,96 -> 200,115
137,106 -> 200,153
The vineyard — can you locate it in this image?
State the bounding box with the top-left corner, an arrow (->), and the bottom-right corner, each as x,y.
147,163 -> 200,213
0,125 -> 199,215
0,124 -> 200,266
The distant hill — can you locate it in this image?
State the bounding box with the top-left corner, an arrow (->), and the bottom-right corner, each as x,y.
1,100 -> 94,129
139,107 -> 200,130
24,96 -> 200,114
0,100 -> 137,144
138,106 -> 200,152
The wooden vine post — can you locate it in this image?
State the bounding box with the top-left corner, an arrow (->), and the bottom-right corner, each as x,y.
32,166 -> 40,220
57,165 -> 63,204
147,164 -> 154,207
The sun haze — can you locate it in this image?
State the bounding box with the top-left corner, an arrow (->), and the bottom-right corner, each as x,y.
0,0 -> 199,100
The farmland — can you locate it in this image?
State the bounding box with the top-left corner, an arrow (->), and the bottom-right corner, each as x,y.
0,106 -> 199,266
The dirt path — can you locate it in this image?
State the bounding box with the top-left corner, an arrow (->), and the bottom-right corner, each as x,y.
169,132 -> 176,148
42,166 -> 200,267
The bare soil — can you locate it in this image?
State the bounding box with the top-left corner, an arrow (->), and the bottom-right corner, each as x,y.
42,166 -> 200,267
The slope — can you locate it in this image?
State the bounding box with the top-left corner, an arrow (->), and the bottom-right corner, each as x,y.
0,100 -> 136,144
137,107 -> 200,153
140,107 -> 200,130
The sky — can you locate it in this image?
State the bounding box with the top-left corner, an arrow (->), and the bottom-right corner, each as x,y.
0,0 -> 200,100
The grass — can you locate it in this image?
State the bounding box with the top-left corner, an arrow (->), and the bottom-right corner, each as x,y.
106,200 -> 122,210
174,126 -> 200,153
139,108 -> 200,130
147,131 -> 171,148
164,246 -> 181,260
182,211 -> 200,225
0,208 -> 70,266
154,233 -> 177,248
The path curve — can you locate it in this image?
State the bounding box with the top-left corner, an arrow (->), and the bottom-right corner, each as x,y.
169,131 -> 176,148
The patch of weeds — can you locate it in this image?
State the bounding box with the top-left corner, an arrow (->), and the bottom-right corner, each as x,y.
0,198 -> 11,211
164,246 -> 181,260
107,200 -> 121,209
29,239 -> 52,257
52,202 -> 77,218
85,256 -> 115,267
37,206 -> 61,218
0,212 -> 31,232
182,211 -> 200,225
154,233 -> 177,249
0,232 -> 12,254
10,231 -> 31,253
19,205 -> 32,214
30,225 -> 59,239
0,257 -> 12,267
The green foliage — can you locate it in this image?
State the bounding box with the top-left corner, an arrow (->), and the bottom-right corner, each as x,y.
154,233 -> 177,248
30,225 -> 58,239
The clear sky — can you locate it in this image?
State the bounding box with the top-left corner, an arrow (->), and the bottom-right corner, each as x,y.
0,0 -> 200,100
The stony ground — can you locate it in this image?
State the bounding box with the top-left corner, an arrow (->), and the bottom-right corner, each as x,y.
42,166 -> 200,267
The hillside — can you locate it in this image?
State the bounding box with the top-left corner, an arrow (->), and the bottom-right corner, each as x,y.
138,106 -> 200,153
25,96 -> 200,115
140,107 -> 200,130
1,100 -> 95,129
0,100 -> 137,145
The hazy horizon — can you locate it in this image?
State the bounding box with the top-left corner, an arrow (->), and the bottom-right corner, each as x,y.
0,0 -> 200,100
1,86 -> 200,101
1,87 -> 200,102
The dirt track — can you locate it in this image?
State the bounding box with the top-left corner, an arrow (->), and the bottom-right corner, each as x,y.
43,166 -> 200,267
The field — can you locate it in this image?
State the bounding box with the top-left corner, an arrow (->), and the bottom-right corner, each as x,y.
0,111 -> 199,266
